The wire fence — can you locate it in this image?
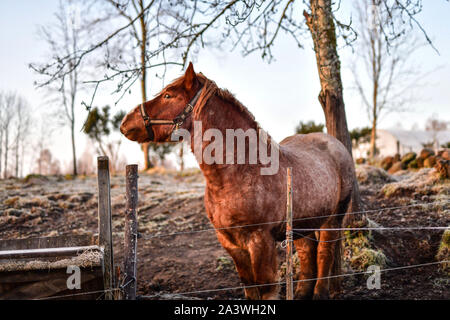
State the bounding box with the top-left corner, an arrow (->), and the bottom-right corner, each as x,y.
34,259 -> 449,300
138,260 -> 450,299
134,199 -> 448,299
29,200 -> 450,300
137,200 -> 449,240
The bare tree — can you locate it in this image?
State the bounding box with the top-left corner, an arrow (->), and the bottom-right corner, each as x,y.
178,142 -> 185,172
425,113 -> 449,149
83,105 -> 126,172
0,92 -> 4,177
31,1 -> 87,176
31,114 -> 55,176
91,0 -> 160,169
32,0 -> 195,170
352,0 -> 425,158
1,92 -> 18,179
12,98 -> 31,177
34,149 -> 61,175
78,142 -> 96,175
0,93 -> 32,178
426,114 -> 448,132
28,0 -> 447,212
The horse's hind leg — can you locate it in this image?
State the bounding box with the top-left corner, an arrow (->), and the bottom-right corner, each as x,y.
216,231 -> 260,299
294,235 -> 317,299
313,228 -> 340,300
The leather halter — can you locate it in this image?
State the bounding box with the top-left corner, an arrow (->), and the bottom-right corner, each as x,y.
139,86 -> 203,141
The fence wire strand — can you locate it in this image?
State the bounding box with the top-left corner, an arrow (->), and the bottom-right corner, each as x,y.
138,200 -> 449,240
293,226 -> 449,232
34,288 -> 122,300
139,260 -> 450,299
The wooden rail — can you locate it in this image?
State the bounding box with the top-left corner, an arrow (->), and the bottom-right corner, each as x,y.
0,245 -> 101,260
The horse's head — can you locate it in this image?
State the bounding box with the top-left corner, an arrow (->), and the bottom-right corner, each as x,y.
120,62 -> 201,143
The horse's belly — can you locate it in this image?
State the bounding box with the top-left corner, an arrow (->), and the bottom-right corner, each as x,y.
204,186 -> 280,230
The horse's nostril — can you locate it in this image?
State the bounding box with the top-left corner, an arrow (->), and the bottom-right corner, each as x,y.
122,127 -> 137,136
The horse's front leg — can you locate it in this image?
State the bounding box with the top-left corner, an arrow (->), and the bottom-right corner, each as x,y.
247,229 -> 279,300
294,235 -> 317,299
215,231 -> 260,299
313,228 -> 340,300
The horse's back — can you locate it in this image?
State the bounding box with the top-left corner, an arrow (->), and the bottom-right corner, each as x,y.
280,132 -> 350,161
280,132 -> 354,201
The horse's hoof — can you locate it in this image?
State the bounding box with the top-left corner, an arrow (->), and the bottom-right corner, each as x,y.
262,292 -> 279,300
312,291 -> 330,300
294,290 -> 313,300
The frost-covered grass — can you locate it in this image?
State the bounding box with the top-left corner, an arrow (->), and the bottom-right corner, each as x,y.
381,168 -> 449,199
344,230 -> 387,272
436,230 -> 450,274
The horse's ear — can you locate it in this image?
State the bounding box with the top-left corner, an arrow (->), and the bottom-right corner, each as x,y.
184,62 -> 197,91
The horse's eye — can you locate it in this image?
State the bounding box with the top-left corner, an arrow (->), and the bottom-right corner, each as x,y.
164,94 -> 171,99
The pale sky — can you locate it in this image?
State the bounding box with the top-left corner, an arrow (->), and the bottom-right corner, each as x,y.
1,1 -> 449,173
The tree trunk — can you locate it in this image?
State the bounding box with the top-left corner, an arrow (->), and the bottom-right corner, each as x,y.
0,130 -> 3,177
4,130 -> 8,179
179,143 -> 184,172
20,142 -> 24,178
71,120 -> 77,176
15,136 -> 19,177
138,0 -> 153,170
304,0 -> 361,216
369,116 -> 377,159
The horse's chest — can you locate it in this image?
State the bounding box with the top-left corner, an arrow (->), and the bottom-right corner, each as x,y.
204,186 -> 263,228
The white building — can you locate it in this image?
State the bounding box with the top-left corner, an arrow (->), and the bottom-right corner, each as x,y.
352,129 -> 450,159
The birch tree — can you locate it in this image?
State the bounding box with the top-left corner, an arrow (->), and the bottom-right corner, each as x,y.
12,97 -> 31,177
1,92 -> 17,178
352,0 -> 425,158
31,1 -> 86,176
0,92 -> 4,177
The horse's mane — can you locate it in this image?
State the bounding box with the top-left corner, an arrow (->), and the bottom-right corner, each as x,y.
194,73 -> 257,125
168,72 -> 276,143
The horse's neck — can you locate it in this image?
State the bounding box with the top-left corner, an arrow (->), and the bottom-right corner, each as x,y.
189,94 -> 260,186
201,95 -> 257,131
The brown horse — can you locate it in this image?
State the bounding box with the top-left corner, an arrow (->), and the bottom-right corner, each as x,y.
120,63 -> 356,300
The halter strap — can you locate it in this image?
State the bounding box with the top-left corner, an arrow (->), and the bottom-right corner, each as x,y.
139,85 -> 203,141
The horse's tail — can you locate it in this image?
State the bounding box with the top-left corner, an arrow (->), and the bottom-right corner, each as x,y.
342,168 -> 365,228
330,234 -> 342,297
330,192 -> 352,296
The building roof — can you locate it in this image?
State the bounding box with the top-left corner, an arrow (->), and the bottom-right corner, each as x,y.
379,129 -> 450,150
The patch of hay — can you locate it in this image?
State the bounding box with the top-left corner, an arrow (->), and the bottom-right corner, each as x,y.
279,251 -> 300,280
146,166 -> 170,175
381,168 -> 443,198
23,174 -> 49,184
356,165 -> 396,185
216,256 -> 234,271
0,249 -> 102,272
436,229 -> 450,274
350,248 -> 387,271
344,230 -> 387,272
3,197 -> 19,207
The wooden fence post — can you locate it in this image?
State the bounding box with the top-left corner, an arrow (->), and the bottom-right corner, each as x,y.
124,164 -> 138,300
286,167 -> 294,300
97,156 -> 114,300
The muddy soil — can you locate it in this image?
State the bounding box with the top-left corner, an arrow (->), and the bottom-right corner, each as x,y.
0,167 -> 448,300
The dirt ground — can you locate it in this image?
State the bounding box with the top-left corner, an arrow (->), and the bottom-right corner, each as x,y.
0,166 -> 448,300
